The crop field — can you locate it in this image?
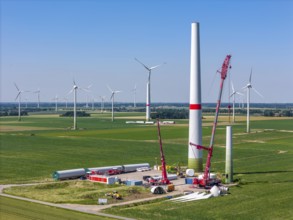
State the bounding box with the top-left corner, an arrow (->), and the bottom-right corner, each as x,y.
0,112 -> 293,219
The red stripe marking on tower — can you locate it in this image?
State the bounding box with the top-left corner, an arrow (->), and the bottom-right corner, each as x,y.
146,104 -> 150,106
190,104 -> 201,110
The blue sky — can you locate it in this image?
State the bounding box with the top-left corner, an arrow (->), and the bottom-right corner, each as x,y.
1,0 -> 292,104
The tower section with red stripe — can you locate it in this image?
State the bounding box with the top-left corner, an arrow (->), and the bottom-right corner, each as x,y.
188,22 -> 203,171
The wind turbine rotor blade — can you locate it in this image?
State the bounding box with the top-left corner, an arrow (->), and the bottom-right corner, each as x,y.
252,87 -> 264,98
80,87 -> 90,92
86,84 -> 92,89
107,85 -> 113,93
241,85 -> 248,90
110,93 -> 114,100
134,58 -> 150,71
249,68 -> 252,83
149,62 -> 165,70
15,92 -> 21,100
80,84 -> 92,92
236,92 -> 244,96
231,81 -> 235,92
14,83 -> 20,91
68,88 -> 74,95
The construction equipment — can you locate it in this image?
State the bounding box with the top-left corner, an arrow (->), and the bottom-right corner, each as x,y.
157,119 -> 171,185
147,119 -> 171,185
190,55 -> 232,188
105,191 -> 122,200
176,162 -> 185,178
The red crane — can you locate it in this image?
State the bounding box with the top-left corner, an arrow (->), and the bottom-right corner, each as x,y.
190,55 -> 232,187
157,119 -> 171,185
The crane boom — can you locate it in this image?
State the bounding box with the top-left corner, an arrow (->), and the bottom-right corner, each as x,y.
190,55 -> 232,187
157,119 -> 170,185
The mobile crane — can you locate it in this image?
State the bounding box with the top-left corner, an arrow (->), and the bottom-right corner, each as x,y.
147,119 -> 171,185
190,55 -> 232,188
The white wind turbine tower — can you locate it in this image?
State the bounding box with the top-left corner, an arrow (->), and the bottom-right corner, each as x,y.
135,58 -> 165,121
230,82 -> 243,123
24,98 -> 29,108
34,89 -> 41,108
242,69 -> 263,133
107,85 -> 121,122
52,95 -> 59,112
99,95 -> 106,112
68,80 -> 91,130
14,83 -> 29,121
86,95 -> 89,108
91,96 -> 95,110
132,84 -> 137,108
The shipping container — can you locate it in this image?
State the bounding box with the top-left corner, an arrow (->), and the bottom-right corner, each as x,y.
89,175 -> 116,184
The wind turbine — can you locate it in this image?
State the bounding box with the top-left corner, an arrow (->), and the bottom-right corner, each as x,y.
14,83 -> 29,121
86,95 -> 89,108
52,95 -> 59,112
91,96 -> 95,110
131,84 -> 137,108
68,80 -> 91,130
24,98 -> 28,108
230,82 -> 243,123
135,58 -> 165,121
242,69 -> 263,133
34,89 -> 41,108
99,95 -> 106,112
107,85 -> 121,122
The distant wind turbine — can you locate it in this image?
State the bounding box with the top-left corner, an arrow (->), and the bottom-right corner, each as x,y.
132,84 -> 137,108
242,69 -> 263,133
86,95 -> 89,108
52,95 -> 59,112
91,96 -> 95,110
68,80 -> 91,130
14,83 -> 29,121
135,58 -> 165,121
107,85 -> 121,122
99,95 -> 106,112
34,89 -> 41,108
24,98 -> 29,108
230,82 -> 243,123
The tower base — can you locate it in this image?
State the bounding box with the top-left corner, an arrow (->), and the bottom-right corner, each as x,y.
188,158 -> 203,172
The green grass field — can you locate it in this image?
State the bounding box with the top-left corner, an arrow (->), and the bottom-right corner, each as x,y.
0,196 -> 112,220
1,113 -> 293,219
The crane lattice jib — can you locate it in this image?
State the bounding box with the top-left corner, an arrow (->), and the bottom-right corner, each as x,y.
157,119 -> 170,184
204,54 -> 232,184
220,55 -> 232,79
